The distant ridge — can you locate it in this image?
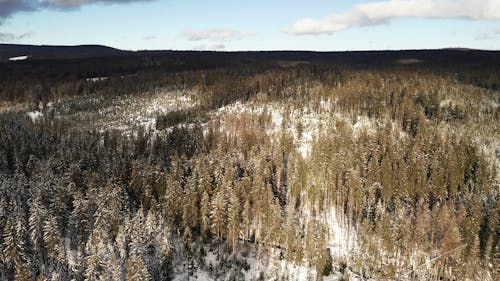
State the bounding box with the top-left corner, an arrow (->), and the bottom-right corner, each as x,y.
440,47 -> 481,51
1,44 -> 499,68
0,44 -> 125,61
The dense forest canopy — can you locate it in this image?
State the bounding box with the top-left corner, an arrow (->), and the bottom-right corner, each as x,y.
0,47 -> 498,280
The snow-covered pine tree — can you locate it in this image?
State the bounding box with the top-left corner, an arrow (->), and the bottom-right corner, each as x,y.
227,187 -> 241,253
125,254 -> 151,281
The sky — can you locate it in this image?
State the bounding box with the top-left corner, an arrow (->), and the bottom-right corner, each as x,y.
0,0 -> 499,51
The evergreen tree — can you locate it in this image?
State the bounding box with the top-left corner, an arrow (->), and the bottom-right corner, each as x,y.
125,254 -> 151,281
3,217 -> 20,268
200,190 -> 211,238
14,262 -> 32,281
43,215 -> 61,263
210,186 -> 228,243
227,188 -> 241,253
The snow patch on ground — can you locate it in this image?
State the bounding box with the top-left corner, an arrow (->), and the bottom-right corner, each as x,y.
27,110 -> 43,121
325,207 -> 357,258
215,100 -> 379,159
9,55 -> 29,61
51,89 -> 196,134
279,260 -> 314,281
167,241 -> 349,281
241,247 -> 318,281
352,115 -> 376,135
86,77 -> 108,82
190,270 -> 215,281
298,130 -> 313,159
203,251 -> 219,269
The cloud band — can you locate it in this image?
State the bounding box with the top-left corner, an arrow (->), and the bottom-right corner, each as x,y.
286,0 -> 500,35
182,29 -> 255,42
0,0 -> 154,23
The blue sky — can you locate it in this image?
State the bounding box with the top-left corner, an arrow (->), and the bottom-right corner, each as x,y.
0,0 -> 499,51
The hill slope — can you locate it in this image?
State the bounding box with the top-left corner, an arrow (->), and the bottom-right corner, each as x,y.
0,44 -> 124,61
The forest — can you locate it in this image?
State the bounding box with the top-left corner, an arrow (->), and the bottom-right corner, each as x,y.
0,47 -> 498,280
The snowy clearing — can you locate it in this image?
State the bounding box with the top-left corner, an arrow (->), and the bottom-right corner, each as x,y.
27,110 -> 43,121
9,55 -> 29,61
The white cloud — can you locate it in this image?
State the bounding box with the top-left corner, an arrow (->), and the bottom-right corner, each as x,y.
0,33 -> 16,42
191,43 -> 226,51
182,29 -> 255,42
211,43 -> 226,50
285,0 -> 500,35
43,0 -> 154,8
143,35 -> 157,40
0,31 -> 33,42
191,44 -> 207,51
475,27 -> 500,40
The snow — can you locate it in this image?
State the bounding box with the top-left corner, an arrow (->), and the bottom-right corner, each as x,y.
190,270 -> 215,281
323,272 -> 344,280
27,110 -> 43,121
319,99 -> 332,111
325,207 -> 357,258
52,89 -> 196,134
239,248 -> 316,281
298,131 -> 313,159
352,116 -> 376,135
203,251 -> 218,268
165,240 -> 351,281
86,77 -> 108,82
215,100 -> 381,160
280,261 -> 314,281
215,102 -> 319,158
9,55 -> 29,61
271,110 -> 283,128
